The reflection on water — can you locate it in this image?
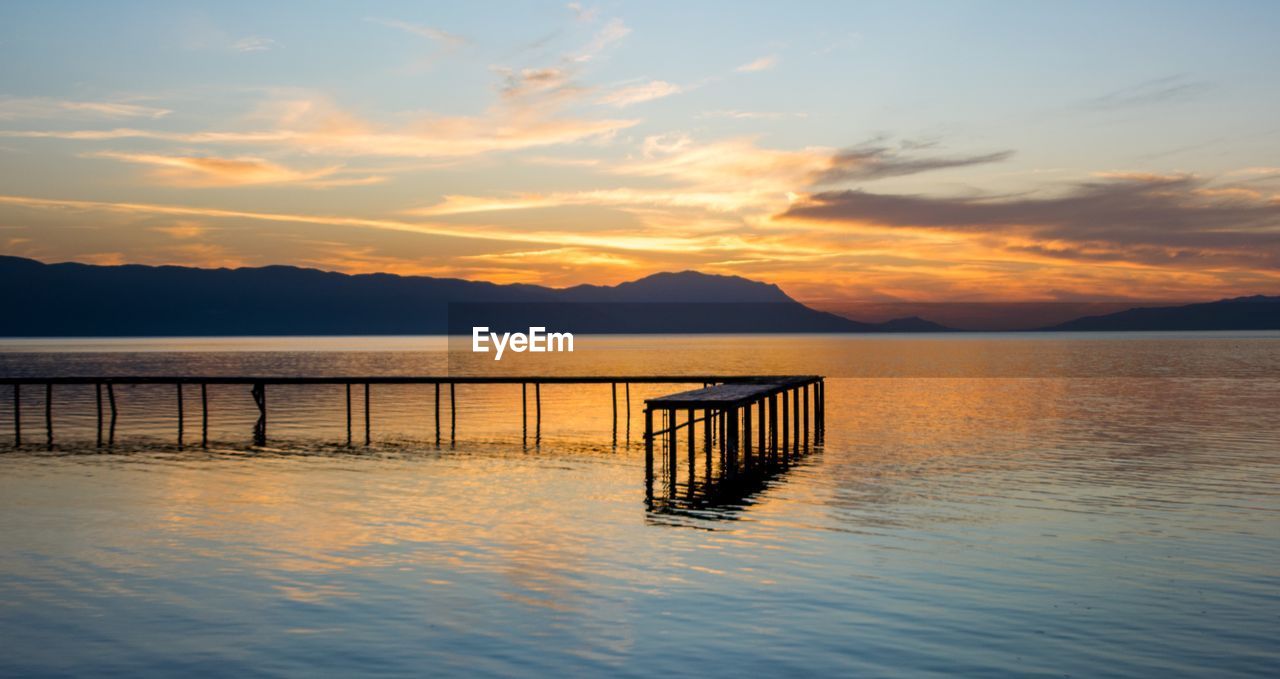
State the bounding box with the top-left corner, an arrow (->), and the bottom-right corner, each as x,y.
1,335 -> 1278,677
646,440 -> 821,527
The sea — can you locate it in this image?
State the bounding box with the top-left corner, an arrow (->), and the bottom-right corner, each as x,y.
0,333 -> 1277,677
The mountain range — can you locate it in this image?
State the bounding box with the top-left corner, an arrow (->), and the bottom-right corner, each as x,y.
0,256 -> 943,336
1041,295 -> 1280,331
1,256 -> 1276,336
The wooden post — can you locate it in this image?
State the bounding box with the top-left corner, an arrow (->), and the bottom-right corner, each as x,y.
644,407 -> 653,475
727,407 -> 739,476
345,383 -> 352,445
434,383 -> 441,444
522,382 -> 527,442
450,382 -> 456,443
644,406 -> 654,505
743,401 -> 752,466
666,408 -> 677,483
625,383 -> 630,427
768,394 -> 778,457
781,389 -> 789,458
803,384 -> 810,452
45,383 -> 52,448
717,408 -> 726,455
818,379 -> 825,436
251,382 -> 266,446
812,379 -> 821,437
611,382 -> 618,439
703,406 -> 712,453
12,383 -> 19,446
107,383 -> 117,446
727,409 -> 737,474
704,411 -> 712,481
792,387 -> 801,455
757,399 -> 765,460
687,408 -> 696,485
364,383 -> 371,446
95,383 -> 103,447
176,383 -> 184,447
201,383 -> 208,448
535,382 -> 541,442
718,406 -> 726,454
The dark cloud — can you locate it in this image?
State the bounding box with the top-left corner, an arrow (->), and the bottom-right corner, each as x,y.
1083,74 -> 1211,111
811,145 -> 1013,185
781,174 -> 1280,267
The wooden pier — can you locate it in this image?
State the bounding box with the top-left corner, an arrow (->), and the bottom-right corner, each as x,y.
641,376 -> 825,501
0,375 -> 824,451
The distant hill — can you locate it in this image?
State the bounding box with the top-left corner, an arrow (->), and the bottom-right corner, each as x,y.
0,256 -> 949,336
1043,295 -> 1280,331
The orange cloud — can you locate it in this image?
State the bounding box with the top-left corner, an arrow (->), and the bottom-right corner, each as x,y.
152,221 -> 208,238
91,151 -> 351,187
622,136 -> 830,186
2,89 -> 638,159
0,193 -> 743,254
410,188 -> 780,216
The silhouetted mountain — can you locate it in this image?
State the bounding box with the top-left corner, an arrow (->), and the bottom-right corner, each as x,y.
0,257 -> 949,336
559,271 -> 795,303
873,315 -> 951,332
1042,295 -> 1280,331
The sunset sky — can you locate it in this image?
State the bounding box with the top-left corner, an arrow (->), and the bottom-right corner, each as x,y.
2,0 -> 1279,305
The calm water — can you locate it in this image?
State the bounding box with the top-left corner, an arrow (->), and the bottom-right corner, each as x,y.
1,334 -> 1278,677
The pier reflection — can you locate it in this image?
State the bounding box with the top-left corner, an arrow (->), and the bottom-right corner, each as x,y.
645,445 -> 820,524
642,378 -> 824,524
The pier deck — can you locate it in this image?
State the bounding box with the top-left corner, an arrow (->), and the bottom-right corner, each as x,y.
0,375 -> 824,450
642,376 -> 825,501
644,376 -> 817,408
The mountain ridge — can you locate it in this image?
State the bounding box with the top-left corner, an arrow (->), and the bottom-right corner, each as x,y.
1041,295 -> 1280,331
0,256 -> 946,336
4,256 -> 1276,335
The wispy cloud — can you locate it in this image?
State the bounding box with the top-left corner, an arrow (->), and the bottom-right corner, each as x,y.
88,151 -> 353,187
619,135 -> 831,192
698,110 -> 805,120
497,67 -> 581,103
522,155 -> 601,167
0,128 -> 290,142
570,18 -> 630,62
0,194 -> 708,253
1,11 -> 638,164
461,246 -> 641,269
735,55 -> 777,73
409,187 -> 777,216
152,221 -> 209,238
365,17 -> 466,49
415,135 -> 1007,219
812,144 -> 1014,185
3,90 -> 638,158
411,136 -> 836,217
0,97 -> 172,120
231,36 -> 277,52
566,2 -> 599,23
365,17 -> 466,71
597,80 -> 682,107
1082,74 -> 1211,111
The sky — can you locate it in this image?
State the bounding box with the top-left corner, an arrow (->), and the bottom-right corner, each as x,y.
1,0 -> 1279,307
